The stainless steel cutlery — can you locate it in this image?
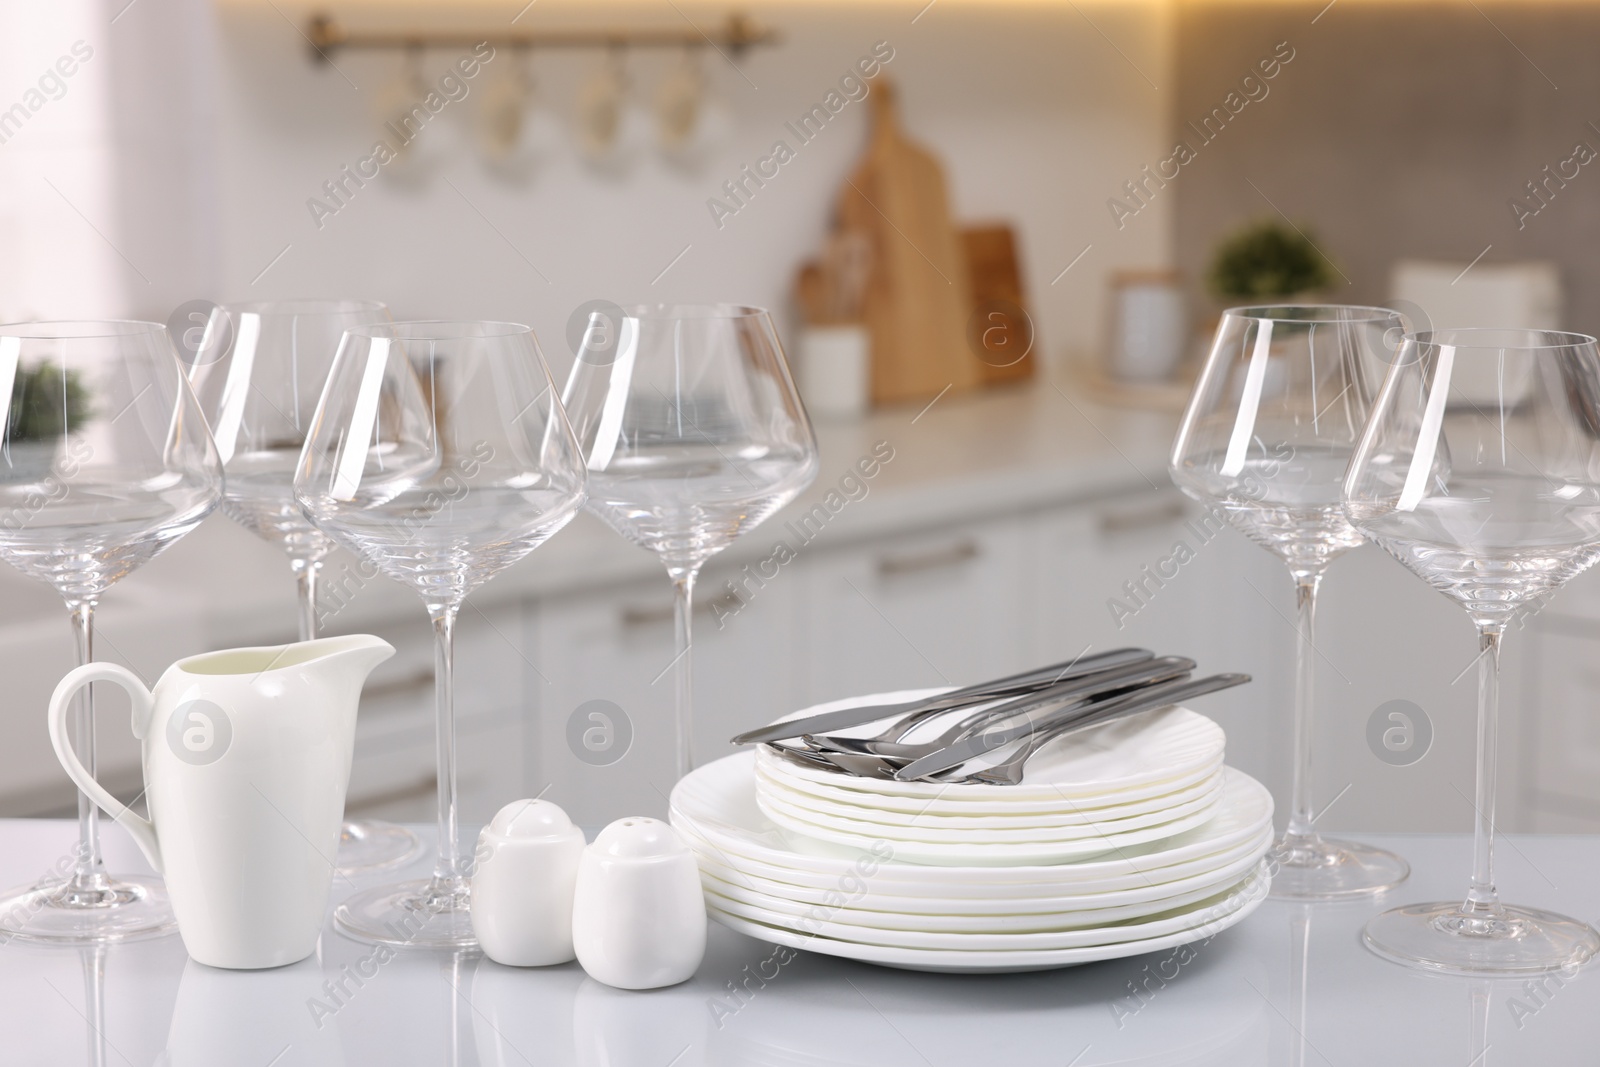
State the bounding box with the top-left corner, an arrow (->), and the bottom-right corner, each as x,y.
902,673 -> 1250,784
742,653 -> 1251,786
729,647 -> 1154,746
802,655 -> 1195,760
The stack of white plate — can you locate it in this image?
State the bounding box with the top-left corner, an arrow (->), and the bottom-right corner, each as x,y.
670,690 -> 1274,974
756,691 -> 1228,866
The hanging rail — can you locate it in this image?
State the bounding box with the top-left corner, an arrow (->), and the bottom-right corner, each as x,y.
304,11 -> 780,62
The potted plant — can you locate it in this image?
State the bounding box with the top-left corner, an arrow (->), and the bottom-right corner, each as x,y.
4,362 -> 88,482
1207,219 -> 1335,304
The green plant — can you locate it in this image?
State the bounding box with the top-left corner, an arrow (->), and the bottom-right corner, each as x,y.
1208,220 -> 1334,300
7,362 -> 89,442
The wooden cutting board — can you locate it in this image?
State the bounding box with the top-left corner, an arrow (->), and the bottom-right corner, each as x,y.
962,224 -> 1036,386
835,79 -> 979,406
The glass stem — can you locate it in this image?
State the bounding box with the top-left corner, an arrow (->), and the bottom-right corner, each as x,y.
428,603 -> 463,889
290,556 -> 322,642
1284,567 -> 1325,843
66,600 -> 106,892
1464,626 -> 1504,915
671,566 -> 701,780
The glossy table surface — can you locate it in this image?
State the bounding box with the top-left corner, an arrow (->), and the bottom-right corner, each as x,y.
3,820 -> 1596,1066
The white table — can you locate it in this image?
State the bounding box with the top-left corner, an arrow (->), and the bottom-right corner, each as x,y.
2,820 -> 1596,1065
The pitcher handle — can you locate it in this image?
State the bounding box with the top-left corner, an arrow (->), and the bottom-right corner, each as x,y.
47,662 -> 162,873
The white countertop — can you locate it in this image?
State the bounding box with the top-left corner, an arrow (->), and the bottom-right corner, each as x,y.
0,382 -> 1181,646
2,819 -> 1597,1064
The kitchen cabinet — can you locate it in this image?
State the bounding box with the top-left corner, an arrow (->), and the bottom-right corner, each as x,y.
794,517 -> 1032,707
335,604 -> 528,828
528,559 -> 799,829
1029,489 -> 1284,798
1521,568 -> 1600,832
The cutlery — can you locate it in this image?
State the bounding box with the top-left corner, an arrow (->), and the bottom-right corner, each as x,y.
791,660 -> 1200,781
895,673 -> 1251,782
954,674 -> 1251,785
730,648 -> 1153,746
787,744 -> 904,780
802,656 -> 1195,759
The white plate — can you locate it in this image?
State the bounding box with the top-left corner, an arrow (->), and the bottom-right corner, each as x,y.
755,690 -> 1225,803
758,748 -> 1225,817
756,768 -> 1224,843
687,823 -> 1274,908
699,849 -> 1267,932
759,786 -> 1222,866
754,758 -> 1223,829
705,863 -> 1263,950
670,753 -> 1274,887
689,828 -> 1272,915
703,863 -> 1271,973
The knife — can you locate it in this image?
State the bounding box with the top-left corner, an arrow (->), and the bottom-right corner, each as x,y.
893,672 -> 1251,781
729,647 -> 1154,746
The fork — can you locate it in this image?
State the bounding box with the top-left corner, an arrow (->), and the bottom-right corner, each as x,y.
731,648 -> 1153,746
801,655 -> 1195,760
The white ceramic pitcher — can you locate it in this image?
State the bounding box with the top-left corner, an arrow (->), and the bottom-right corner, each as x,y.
48,634 -> 394,969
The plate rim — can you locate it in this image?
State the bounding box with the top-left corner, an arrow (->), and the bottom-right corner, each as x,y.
671,753 -> 1275,884
703,862 -> 1272,972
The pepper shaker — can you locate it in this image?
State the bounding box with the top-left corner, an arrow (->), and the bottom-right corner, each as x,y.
571,817 -> 706,990
470,799 -> 586,967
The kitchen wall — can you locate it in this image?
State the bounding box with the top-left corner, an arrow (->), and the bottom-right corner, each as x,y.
1171,0 -> 1600,330
0,0 -> 1179,383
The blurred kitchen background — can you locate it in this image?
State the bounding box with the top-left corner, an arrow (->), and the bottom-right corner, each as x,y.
3,0 -> 1598,840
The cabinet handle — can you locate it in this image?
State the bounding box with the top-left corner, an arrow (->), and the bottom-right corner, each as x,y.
362,669 -> 435,701
620,591 -> 744,628
876,540 -> 980,577
1098,498 -> 1188,534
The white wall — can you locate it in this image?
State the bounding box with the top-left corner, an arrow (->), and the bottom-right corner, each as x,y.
1,0 -> 1175,378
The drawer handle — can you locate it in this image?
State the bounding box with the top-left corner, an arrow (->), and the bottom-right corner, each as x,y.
876,540 -> 980,577
621,591 -> 744,628
361,669 -> 435,701
1098,498 -> 1188,534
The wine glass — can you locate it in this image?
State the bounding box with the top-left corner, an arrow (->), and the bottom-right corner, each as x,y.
1171,305 -> 1411,899
1344,327 -> 1600,974
0,320 -> 221,943
295,320 -> 585,948
561,304 -> 819,778
187,298 -> 421,873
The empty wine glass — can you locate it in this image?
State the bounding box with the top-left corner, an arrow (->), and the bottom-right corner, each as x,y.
1345,328 -> 1600,974
0,320 -> 221,943
295,321 -> 585,948
187,298 -> 421,873
561,304 -> 819,778
1171,305 -> 1411,899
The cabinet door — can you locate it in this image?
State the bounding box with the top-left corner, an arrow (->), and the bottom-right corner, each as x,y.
339,603 -> 528,827
529,565 -> 798,831
1521,617 -> 1600,831
1029,490 -> 1286,800
795,518 -> 1029,708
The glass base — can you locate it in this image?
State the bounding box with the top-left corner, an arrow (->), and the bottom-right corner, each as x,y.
333,876 -> 478,950
0,874 -> 177,945
336,820 -> 423,873
1365,900 -> 1600,976
1268,833 -> 1410,900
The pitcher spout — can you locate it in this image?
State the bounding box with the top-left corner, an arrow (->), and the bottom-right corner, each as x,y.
299,634 -> 397,692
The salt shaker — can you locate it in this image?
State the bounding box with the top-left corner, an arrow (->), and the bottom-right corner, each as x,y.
571,817 -> 706,990
470,799 -> 586,967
